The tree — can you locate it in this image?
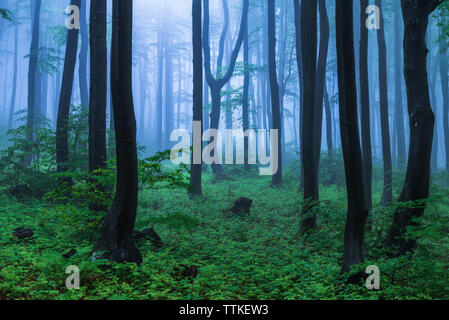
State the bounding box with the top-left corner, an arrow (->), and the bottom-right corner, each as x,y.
385,0 -> 444,256
268,0 -> 282,186
360,0 -> 373,210
56,0 -> 81,174
314,0 -> 330,170
8,2 -> 19,130
26,0 -> 42,150
394,1 -> 406,170
93,0 -> 142,264
375,0 -> 393,204
89,0 -> 108,211
202,0 -> 249,175
79,0 -> 89,109
335,0 -> 369,273
242,5 -> 250,171
191,0 -> 203,195
299,0 -> 318,229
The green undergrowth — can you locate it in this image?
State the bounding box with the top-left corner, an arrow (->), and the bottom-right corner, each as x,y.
0,169 -> 448,300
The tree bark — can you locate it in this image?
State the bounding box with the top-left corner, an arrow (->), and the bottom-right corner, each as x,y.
394,2 -> 406,170
385,0 -> 443,257
299,0 -> 318,229
268,0 -> 282,186
56,0 -> 81,174
336,0 -> 368,273
79,0 -> 89,109
94,0 -> 142,264
8,2 -> 18,130
360,0 -> 372,210
89,0 -> 108,212
26,0 -> 42,155
376,0 -> 393,204
191,0 -> 203,195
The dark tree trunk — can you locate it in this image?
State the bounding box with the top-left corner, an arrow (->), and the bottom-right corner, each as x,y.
336,0 -> 368,273
267,0 -> 282,186
314,0 -> 329,172
89,0 -> 108,211
202,0 -> 249,175
360,0 -> 372,210
299,0 -> 318,229
8,3 -> 18,130
26,0 -> 41,150
394,2 -> 406,169
376,0 -> 393,204
385,0 -> 443,257
94,0 -> 142,264
191,0 -> 203,195
56,0 -> 81,174
242,13 -> 250,170
79,0 -> 89,109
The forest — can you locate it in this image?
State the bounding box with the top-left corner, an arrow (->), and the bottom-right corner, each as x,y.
0,0 -> 448,301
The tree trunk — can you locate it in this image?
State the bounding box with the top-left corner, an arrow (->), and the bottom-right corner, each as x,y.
89,0 -> 108,211
314,0 -> 329,172
268,0 -> 282,186
243,13 -> 250,170
299,0 -> 318,229
202,0 -> 249,176
26,0 -> 42,154
8,3 -> 18,130
79,0 -> 89,109
56,0 -> 81,174
376,0 -> 393,204
385,0 -> 443,257
191,0 -> 203,195
94,0 -> 142,264
360,0 -> 372,210
394,2 -> 406,170
336,0 -> 368,273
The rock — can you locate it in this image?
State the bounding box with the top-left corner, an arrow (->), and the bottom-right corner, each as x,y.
62,249 -> 77,259
13,227 -> 34,239
230,197 -> 253,215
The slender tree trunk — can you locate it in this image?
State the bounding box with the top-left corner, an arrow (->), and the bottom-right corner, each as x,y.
191,0 -> 203,195
242,13 -> 250,170
156,32 -> 164,152
56,0 -> 81,174
94,0 -> 142,264
385,0 -> 442,257
202,0 -> 249,175
336,0 -> 368,273
89,0 -> 108,211
26,0 -> 42,154
376,0 -> 393,204
268,0 -> 282,186
394,2 -> 406,170
8,4 -> 18,130
359,0 -> 372,210
79,0 -> 89,109
299,0 -> 318,229
314,0 -> 330,173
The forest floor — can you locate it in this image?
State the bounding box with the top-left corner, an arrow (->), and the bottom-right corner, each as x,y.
1,168 -> 449,300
